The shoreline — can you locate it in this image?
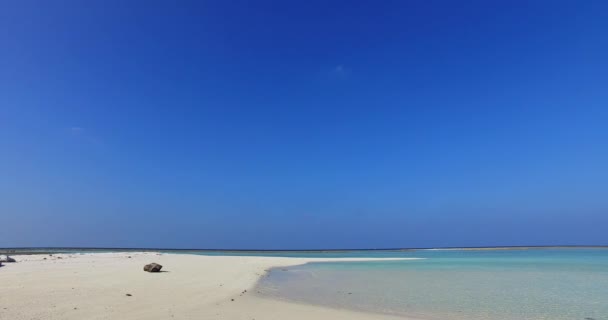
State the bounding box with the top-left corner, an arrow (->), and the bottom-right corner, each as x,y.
0,252 -> 420,320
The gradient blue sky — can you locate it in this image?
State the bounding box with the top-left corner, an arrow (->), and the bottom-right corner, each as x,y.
1,1 -> 607,249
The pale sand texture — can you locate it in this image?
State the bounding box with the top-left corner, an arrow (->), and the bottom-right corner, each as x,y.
0,253 -> 420,320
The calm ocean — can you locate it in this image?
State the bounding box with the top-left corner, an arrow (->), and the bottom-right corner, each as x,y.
253,248 -> 608,320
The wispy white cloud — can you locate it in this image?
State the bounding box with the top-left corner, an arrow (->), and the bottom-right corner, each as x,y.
69,127 -> 84,135
66,126 -> 103,145
330,64 -> 350,78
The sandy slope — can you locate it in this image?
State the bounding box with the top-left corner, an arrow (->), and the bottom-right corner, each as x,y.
0,252 -> 420,320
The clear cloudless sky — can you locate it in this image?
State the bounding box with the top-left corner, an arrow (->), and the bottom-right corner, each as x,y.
1,0 -> 607,249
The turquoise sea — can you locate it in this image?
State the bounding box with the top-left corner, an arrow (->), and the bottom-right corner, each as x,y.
252,248 -> 608,320
4,247 -> 607,320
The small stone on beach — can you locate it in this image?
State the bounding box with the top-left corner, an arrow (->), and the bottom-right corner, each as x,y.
0,255 -> 16,263
143,263 -> 163,272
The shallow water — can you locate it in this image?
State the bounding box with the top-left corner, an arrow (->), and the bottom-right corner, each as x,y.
255,248 -> 608,320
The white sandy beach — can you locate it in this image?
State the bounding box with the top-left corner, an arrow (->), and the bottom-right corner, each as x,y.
0,253 -> 419,320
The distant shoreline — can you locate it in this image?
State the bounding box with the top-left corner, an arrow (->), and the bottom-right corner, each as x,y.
2,245 -> 607,255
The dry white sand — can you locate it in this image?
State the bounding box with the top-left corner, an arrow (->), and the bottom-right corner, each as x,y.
0,252 -> 421,320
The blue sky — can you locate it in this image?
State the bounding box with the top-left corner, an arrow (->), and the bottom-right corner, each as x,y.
1,1 -> 607,249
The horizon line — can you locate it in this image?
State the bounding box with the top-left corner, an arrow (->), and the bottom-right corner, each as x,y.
2,244 -> 608,253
